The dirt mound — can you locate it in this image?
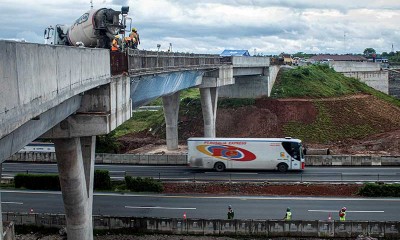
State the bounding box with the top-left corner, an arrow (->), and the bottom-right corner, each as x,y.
118,94 -> 400,155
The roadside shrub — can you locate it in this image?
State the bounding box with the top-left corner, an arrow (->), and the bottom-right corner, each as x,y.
125,176 -> 163,192
94,170 -> 112,190
14,170 -> 111,191
358,183 -> 400,197
14,174 -> 60,190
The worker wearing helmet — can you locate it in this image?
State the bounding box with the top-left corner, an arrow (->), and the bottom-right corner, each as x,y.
129,28 -> 140,49
227,205 -> 234,220
111,35 -> 120,51
284,207 -> 292,221
123,36 -> 132,49
339,207 -> 346,221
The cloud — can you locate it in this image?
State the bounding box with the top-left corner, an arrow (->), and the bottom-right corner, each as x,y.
1,0 -> 400,54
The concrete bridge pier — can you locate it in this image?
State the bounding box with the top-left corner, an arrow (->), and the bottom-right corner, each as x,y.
41,76 -> 132,240
199,66 -> 234,137
162,92 -> 180,150
200,87 -> 218,137
54,137 -> 95,240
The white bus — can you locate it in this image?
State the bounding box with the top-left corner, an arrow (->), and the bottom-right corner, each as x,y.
18,142 -> 55,153
188,137 -> 305,172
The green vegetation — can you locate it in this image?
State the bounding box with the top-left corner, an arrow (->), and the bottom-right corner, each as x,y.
14,170 -> 112,191
272,64 -> 400,108
218,98 -> 255,108
125,176 -> 163,192
14,174 -> 60,190
358,183 -> 400,197
13,172 -> 163,193
271,64 -> 365,98
94,170 -> 112,190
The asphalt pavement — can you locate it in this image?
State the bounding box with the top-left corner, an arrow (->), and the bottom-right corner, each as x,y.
2,190 -> 399,221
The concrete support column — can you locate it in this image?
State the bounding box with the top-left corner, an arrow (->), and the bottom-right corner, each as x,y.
162,91 -> 180,150
200,87 -> 218,137
0,163 -> 3,240
80,136 -> 96,240
54,138 -> 92,240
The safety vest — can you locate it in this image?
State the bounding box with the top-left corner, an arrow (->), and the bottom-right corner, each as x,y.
286,211 -> 292,220
130,32 -> 138,42
111,39 -> 119,51
339,211 -> 346,221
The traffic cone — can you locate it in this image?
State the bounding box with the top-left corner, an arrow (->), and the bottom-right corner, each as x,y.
183,212 -> 187,220
328,213 -> 332,221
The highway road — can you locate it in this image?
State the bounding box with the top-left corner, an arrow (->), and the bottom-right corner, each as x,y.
2,190 -> 400,221
2,163 -> 400,183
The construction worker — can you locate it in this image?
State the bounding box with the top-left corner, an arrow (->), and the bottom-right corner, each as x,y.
111,35 -> 120,51
123,36 -> 132,49
284,207 -> 292,221
339,207 -> 346,221
227,205 -> 234,220
129,28 -> 140,49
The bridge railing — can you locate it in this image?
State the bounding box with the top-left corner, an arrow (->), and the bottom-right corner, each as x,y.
127,49 -> 222,76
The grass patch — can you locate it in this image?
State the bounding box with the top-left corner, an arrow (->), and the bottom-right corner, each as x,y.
283,101 -> 376,143
113,110 -> 165,138
271,64 -> 363,98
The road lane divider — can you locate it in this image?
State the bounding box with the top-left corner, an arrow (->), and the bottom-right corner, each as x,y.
1,202 -> 23,205
308,210 -> 384,213
125,206 -> 196,210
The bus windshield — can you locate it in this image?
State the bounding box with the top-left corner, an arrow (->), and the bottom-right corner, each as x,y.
281,142 -> 301,160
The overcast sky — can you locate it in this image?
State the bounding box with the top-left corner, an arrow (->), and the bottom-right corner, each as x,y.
1,0 -> 399,55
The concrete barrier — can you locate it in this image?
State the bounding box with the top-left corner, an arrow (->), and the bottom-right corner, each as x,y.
3,212 -> 400,238
5,153 -> 400,166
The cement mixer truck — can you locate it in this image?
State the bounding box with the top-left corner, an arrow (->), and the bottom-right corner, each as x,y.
44,6 -> 130,49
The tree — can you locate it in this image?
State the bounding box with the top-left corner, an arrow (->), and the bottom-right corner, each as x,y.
363,48 -> 376,57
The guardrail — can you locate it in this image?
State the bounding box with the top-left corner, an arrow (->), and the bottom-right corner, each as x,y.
3,213 -> 400,238
127,49 -> 223,76
6,153 -> 400,166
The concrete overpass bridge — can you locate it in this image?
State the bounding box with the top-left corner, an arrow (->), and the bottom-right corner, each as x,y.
0,40 -> 274,239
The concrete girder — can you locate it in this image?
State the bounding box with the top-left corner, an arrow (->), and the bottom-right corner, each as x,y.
42,76 -> 132,139
0,95 -> 82,162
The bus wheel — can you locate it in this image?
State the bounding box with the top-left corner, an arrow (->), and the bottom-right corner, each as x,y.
277,163 -> 288,173
214,162 -> 226,172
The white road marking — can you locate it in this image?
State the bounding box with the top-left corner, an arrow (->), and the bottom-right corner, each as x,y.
308,210 -> 384,213
2,202 -> 23,205
204,172 -> 258,175
125,206 -> 196,210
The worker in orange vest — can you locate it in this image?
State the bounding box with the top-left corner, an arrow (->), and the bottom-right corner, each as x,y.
111,35 -> 120,51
